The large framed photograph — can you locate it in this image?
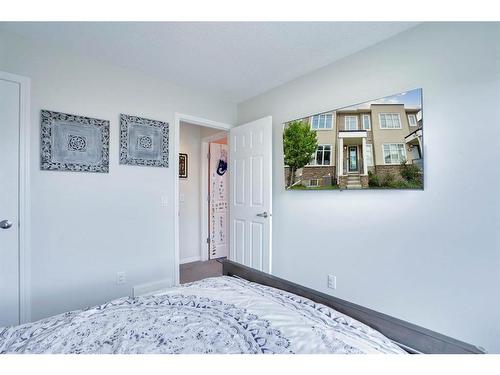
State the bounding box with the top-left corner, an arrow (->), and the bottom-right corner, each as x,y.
119,114 -> 169,168
283,88 -> 423,190
40,110 -> 110,173
179,153 -> 188,178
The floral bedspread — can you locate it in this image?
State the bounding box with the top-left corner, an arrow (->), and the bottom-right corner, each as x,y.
0,276 -> 405,354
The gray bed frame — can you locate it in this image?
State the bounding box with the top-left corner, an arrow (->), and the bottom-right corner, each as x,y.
222,260 -> 484,354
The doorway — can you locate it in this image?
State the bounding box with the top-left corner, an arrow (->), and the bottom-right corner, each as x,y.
348,145 -> 358,173
173,114 -> 273,286
204,134 -> 229,261
176,115 -> 232,284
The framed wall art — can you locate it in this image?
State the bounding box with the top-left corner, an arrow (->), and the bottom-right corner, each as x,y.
283,88 -> 423,191
119,114 -> 169,167
40,110 -> 110,173
179,153 -> 188,178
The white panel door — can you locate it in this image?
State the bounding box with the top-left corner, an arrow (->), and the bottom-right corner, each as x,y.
229,116 -> 272,272
0,76 -> 20,327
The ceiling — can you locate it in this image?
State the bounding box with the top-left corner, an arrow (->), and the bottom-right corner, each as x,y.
0,22 -> 418,103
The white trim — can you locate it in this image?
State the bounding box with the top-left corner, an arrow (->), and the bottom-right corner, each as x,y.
405,129 -> 423,143
200,131 -> 227,262
200,142 -> 209,262
178,114 -> 233,131
408,113 -> 418,127
310,113 -> 333,130
382,143 -> 407,165
379,113 -> 402,129
0,71 -> 31,324
308,178 -> 320,187
337,138 -> 343,177
309,144 -> 332,166
338,130 -> 367,138
362,114 -> 371,130
180,255 -> 202,265
132,278 -> 173,297
365,143 -> 374,167
362,138 -> 368,176
173,113 -> 232,286
344,115 -> 358,130
303,165 -> 333,168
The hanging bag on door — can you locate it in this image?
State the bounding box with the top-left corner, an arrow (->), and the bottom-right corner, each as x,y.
216,149 -> 227,176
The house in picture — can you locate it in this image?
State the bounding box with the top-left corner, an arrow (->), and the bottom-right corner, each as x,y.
295,112 -> 337,188
336,103 -> 422,189
404,123 -> 424,171
285,91 -> 423,190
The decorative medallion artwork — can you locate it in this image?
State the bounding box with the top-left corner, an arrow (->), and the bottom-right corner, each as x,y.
40,110 -> 110,173
179,153 -> 188,178
119,114 -> 169,167
138,135 -> 153,150
68,135 -> 87,152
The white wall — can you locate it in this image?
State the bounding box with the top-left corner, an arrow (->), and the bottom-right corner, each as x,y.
0,30 -> 236,321
238,23 -> 500,353
179,122 -> 202,263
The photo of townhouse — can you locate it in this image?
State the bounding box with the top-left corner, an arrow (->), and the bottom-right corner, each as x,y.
283,88 -> 423,190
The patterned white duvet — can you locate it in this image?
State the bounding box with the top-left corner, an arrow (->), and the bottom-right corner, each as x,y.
0,276 -> 406,354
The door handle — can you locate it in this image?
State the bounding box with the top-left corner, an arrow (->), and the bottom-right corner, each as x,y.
256,211 -> 270,218
0,220 -> 13,229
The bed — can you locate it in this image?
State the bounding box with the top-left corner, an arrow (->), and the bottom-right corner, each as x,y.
0,260 -> 484,354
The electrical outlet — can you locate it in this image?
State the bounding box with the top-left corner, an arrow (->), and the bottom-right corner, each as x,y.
327,274 -> 336,290
160,195 -> 168,207
116,271 -> 126,285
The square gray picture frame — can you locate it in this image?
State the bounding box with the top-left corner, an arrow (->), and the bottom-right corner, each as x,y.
119,114 -> 169,168
40,110 -> 110,173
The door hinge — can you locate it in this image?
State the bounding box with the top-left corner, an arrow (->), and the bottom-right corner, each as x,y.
206,237 -> 210,244
207,152 -> 210,159
207,195 -> 210,203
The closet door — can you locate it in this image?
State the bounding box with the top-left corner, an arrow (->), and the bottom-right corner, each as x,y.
0,75 -> 21,326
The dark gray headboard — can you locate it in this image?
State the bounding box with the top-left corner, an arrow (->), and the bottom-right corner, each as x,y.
222,260 -> 484,354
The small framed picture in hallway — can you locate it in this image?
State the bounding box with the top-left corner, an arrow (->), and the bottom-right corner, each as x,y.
282,88 -> 423,190
179,153 -> 188,178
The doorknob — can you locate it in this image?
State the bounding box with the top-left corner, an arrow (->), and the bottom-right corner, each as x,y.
256,211 -> 269,218
0,220 -> 13,229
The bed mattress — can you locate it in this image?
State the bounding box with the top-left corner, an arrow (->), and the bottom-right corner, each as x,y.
0,276 -> 406,354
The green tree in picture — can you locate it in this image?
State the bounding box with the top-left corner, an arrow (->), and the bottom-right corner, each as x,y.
283,120 -> 318,188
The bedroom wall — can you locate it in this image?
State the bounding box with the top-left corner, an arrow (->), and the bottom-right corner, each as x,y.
237,23 -> 500,353
178,122 -> 203,263
0,30 -> 236,321
179,122 -> 203,263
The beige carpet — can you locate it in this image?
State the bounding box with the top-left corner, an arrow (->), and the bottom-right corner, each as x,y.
180,259 -> 223,284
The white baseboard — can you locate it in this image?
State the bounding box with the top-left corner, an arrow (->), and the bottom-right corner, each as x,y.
180,256 -> 201,265
132,278 -> 173,297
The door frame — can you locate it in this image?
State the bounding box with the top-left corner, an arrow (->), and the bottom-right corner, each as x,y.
173,113 -> 233,286
0,71 -> 31,324
348,145 -> 359,173
200,131 -> 229,262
